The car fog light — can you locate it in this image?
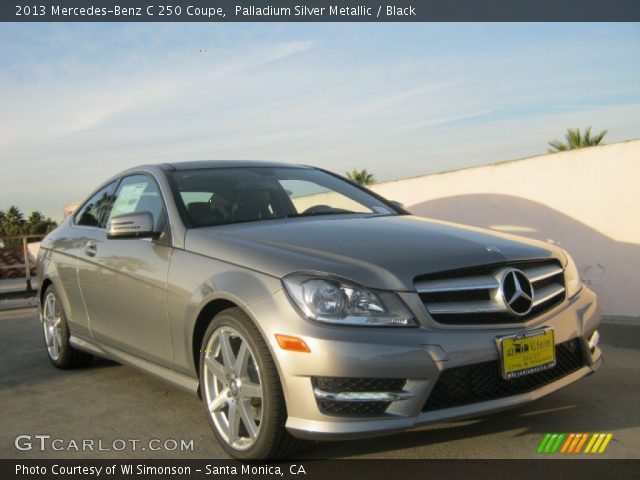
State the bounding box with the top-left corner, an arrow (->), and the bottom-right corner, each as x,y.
313,389 -> 415,402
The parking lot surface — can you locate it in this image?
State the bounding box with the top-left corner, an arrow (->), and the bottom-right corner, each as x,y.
1,308 -> 638,459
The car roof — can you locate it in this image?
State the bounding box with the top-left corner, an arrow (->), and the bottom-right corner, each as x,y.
158,160 -> 310,171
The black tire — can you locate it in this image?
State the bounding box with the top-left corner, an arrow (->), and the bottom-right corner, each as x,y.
41,285 -> 93,369
199,307 -> 302,459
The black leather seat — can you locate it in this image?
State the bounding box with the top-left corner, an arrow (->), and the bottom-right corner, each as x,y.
187,202 -> 223,227
232,191 -> 273,222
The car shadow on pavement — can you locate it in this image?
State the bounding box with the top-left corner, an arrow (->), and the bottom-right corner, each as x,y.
0,309 -> 119,392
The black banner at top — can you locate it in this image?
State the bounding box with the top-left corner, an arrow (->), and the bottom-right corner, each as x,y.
2,0 -> 640,22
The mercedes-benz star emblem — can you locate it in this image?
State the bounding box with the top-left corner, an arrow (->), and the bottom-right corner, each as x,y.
500,269 -> 534,316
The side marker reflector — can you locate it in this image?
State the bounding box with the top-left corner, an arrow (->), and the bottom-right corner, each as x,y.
275,334 -> 311,353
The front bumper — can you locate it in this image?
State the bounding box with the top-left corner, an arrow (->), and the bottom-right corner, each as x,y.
245,284 -> 601,441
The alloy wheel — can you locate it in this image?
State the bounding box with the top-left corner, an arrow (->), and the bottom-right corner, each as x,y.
203,326 -> 264,451
43,292 -> 63,361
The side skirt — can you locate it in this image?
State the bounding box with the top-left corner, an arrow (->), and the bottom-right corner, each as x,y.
69,334 -> 199,396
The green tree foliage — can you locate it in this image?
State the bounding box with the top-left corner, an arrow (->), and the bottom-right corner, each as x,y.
548,126 -> 608,153
345,169 -> 376,186
0,205 -> 57,239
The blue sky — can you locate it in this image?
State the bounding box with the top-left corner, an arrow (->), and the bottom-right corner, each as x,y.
1,23 -> 639,220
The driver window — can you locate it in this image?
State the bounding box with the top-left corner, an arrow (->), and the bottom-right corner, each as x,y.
279,179 -> 373,214
74,182 -> 118,228
108,175 -> 167,233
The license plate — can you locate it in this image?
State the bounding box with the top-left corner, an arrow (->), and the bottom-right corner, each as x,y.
497,328 -> 556,380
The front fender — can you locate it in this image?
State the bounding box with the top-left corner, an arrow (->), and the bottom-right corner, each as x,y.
39,246 -> 93,336
166,250 -> 282,376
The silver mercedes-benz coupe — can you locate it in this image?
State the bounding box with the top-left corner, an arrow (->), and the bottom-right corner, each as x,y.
37,161 -> 602,459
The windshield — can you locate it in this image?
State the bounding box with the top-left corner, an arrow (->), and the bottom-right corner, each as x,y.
169,167 -> 398,228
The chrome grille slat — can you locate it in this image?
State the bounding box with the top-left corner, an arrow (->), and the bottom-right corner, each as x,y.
427,300 -> 506,314
532,283 -> 565,307
415,275 -> 498,293
523,264 -> 564,283
416,259 -> 566,325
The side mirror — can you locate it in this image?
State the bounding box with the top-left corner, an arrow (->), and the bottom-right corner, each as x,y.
107,212 -> 159,239
389,200 -> 405,210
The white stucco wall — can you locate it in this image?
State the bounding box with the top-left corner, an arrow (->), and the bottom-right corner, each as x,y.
26,242 -> 40,261
368,140 -> 640,319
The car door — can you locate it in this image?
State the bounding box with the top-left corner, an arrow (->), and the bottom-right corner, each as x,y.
55,181 -> 118,338
77,173 -> 174,367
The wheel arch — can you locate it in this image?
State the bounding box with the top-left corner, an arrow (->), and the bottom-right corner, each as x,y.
193,296 -> 301,458
190,295 -> 286,401
192,298 -> 240,380
39,277 -> 53,306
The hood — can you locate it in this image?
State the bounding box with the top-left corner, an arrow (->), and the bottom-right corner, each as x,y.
184,215 -> 561,291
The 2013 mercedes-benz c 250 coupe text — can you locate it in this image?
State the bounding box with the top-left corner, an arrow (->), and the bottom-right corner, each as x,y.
37,162 -> 602,459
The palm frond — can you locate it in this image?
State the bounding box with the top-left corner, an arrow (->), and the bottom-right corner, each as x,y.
345,169 -> 375,186
547,126 -> 607,152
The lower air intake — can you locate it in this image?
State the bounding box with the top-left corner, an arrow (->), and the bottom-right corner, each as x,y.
422,338 -> 586,412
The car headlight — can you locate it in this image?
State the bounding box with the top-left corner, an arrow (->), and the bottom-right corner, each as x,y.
562,250 -> 582,298
282,274 -> 418,327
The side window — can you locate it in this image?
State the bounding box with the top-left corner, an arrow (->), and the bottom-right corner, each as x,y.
74,182 -> 117,228
108,175 -> 166,231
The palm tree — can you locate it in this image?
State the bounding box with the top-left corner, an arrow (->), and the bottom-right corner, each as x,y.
3,205 -> 25,230
0,206 -> 57,238
0,206 -> 25,239
346,169 -> 375,186
27,211 -> 44,225
548,126 -> 608,153
26,211 -> 57,235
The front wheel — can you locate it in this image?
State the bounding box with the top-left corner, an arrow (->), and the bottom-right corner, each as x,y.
199,307 -> 301,459
41,286 -> 93,369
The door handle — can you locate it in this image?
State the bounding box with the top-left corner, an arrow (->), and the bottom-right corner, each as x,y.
85,241 -> 97,257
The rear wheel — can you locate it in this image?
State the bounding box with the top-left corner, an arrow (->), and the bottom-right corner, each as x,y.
41,286 -> 93,369
199,307 -> 301,459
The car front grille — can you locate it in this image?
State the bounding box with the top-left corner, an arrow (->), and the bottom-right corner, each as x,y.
415,259 -> 566,325
422,338 -> 586,412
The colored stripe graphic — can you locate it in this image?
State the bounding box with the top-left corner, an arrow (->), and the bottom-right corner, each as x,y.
598,434 -> 613,453
592,433 -> 606,452
568,433 -> 582,453
585,433 -> 614,454
584,434 -> 598,453
550,433 -> 565,453
560,433 -> 575,453
575,433 -> 589,453
538,433 -> 614,454
537,433 -> 552,453
545,433 -> 559,453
